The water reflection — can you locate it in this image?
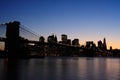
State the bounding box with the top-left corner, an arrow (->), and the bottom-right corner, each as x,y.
3,59 -> 29,80
3,59 -> 21,80
1,57 -> 120,80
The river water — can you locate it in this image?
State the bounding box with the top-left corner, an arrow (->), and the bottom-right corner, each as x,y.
0,57 -> 120,80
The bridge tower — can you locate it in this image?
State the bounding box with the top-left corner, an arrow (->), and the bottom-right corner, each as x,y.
5,21 -> 20,57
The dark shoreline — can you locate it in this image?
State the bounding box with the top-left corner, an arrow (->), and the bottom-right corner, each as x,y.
1,50 -> 120,59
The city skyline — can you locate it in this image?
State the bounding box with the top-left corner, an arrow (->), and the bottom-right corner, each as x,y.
0,21 -> 119,57
0,30 -> 110,50
49,34 -> 107,47
0,0 -> 120,49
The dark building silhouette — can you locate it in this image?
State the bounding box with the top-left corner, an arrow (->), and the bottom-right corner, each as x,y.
85,41 -> 96,57
72,39 -> 80,46
103,38 -> 107,50
39,36 -> 45,43
54,35 -> 57,43
110,46 -> 112,51
61,34 -> 67,44
47,34 -> 57,43
98,40 -> 103,50
66,39 -> 71,45
86,41 -> 94,49
61,34 -> 67,41
98,38 -> 107,51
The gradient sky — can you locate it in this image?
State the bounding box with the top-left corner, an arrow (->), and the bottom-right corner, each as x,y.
0,0 -> 120,49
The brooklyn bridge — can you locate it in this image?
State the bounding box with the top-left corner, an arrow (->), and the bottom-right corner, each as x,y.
0,21 -> 118,58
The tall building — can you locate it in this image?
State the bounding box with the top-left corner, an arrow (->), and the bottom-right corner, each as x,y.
72,39 -> 79,46
54,35 -> 57,43
47,34 -> 57,43
61,34 -> 67,41
86,41 -> 94,49
98,38 -> 107,50
110,46 -> 112,51
39,36 -> 45,43
98,40 -> 103,50
67,39 -> 71,45
103,38 -> 107,50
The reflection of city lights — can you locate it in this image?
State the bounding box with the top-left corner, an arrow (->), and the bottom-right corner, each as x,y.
0,42 -> 4,50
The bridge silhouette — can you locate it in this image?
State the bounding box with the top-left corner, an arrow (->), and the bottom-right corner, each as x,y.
0,21 -> 80,58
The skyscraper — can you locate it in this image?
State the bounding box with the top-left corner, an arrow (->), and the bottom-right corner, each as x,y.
39,36 -> 45,43
98,40 -> 103,50
72,39 -> 79,46
61,34 -> 68,44
103,38 -> 107,50
61,34 -> 67,41
47,34 -> 57,43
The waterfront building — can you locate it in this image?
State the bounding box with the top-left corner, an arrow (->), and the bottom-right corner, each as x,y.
54,35 -> 57,43
66,39 -> 71,45
98,40 -> 103,50
72,39 -> 80,46
98,38 -> 107,51
103,38 -> 107,50
61,34 -> 68,44
86,41 -> 94,49
39,36 -> 45,43
110,46 -> 112,51
47,34 -> 57,43
61,34 -> 67,41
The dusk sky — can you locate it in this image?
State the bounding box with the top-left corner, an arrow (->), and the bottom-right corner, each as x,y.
0,0 -> 120,49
